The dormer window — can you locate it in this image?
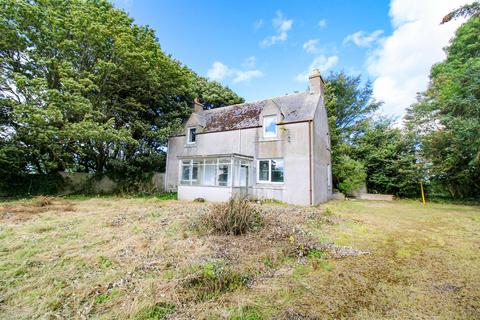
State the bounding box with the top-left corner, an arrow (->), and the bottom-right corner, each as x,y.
187,127 -> 196,144
263,115 -> 277,138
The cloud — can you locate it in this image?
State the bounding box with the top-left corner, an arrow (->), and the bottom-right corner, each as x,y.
253,19 -> 263,31
207,59 -> 264,84
318,19 -> 327,29
294,55 -> 339,82
343,30 -> 384,47
206,62 -> 231,82
367,0 -> 470,116
260,11 -> 293,47
303,39 -> 320,54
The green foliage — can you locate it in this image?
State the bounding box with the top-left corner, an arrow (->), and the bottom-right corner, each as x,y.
133,302 -> 176,320
0,0 -> 242,187
442,1 -> 480,23
334,155 -> 366,195
353,119 -> 423,197
183,261 -> 250,302
406,16 -> 480,198
324,72 -> 380,193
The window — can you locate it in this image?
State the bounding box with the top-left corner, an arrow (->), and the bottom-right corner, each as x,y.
187,127 -> 196,143
263,115 -> 277,138
257,159 -> 284,183
179,158 -> 235,187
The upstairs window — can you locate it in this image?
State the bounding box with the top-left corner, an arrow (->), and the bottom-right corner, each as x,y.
263,115 -> 277,138
187,127 -> 196,144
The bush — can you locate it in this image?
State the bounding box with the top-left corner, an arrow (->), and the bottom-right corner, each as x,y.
182,262 -> 250,302
204,198 -> 264,235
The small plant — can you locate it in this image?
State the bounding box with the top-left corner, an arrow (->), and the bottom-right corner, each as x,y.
204,198 -> 264,235
33,196 -> 54,207
193,197 -> 205,202
182,262 -> 250,302
133,302 -> 176,320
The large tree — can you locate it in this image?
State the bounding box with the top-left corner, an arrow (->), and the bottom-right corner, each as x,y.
323,72 -> 381,194
405,16 -> 480,198
0,0 -> 242,178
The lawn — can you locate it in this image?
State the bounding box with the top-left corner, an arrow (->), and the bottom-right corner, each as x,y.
0,197 -> 479,319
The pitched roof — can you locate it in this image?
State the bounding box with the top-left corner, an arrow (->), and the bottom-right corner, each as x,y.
202,91 -> 321,133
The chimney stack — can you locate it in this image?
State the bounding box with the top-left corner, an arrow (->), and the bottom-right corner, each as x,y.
193,97 -> 204,113
308,69 -> 324,95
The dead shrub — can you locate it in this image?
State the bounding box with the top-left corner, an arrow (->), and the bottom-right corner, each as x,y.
203,198 -> 264,235
33,196 -> 54,207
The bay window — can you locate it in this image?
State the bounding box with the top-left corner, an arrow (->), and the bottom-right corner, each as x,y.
257,159 -> 284,183
179,158 -> 233,186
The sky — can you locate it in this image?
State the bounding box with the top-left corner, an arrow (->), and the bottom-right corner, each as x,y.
113,0 -> 471,118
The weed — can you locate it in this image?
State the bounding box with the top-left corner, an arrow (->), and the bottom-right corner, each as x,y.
193,197 -> 205,202
33,196 -> 54,207
229,305 -> 262,320
203,198 -> 264,235
95,288 -> 119,304
133,302 -> 176,320
182,262 -> 250,302
97,256 -> 113,269
156,192 -> 177,201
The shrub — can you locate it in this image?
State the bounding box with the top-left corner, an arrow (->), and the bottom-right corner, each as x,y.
33,196 -> 54,207
204,198 -> 264,235
193,197 -> 205,202
182,262 -> 250,302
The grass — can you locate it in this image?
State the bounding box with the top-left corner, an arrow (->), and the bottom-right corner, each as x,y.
0,197 -> 479,319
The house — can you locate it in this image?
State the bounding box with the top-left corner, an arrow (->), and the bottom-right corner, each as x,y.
164,69 -> 332,205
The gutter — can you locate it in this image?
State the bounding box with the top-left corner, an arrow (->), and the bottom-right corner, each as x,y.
308,120 -> 313,206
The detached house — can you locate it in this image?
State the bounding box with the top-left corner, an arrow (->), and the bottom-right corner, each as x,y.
165,69 -> 332,205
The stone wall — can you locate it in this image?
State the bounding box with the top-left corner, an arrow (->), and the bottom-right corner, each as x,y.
59,172 -> 165,195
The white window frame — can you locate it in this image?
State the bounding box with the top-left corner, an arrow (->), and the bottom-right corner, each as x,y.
263,115 -> 277,138
257,159 -> 284,184
187,127 -> 196,144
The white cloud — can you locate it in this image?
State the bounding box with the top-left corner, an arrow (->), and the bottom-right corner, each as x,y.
233,70 -> 264,83
294,55 -> 339,82
343,30 -> 384,47
318,19 -> 327,29
367,0 -> 471,116
260,11 -> 293,47
303,39 -> 320,54
254,19 -> 263,31
207,59 -> 264,84
206,62 -> 231,82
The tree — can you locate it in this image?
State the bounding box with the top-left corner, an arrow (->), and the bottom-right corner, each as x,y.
353,119 -> 422,197
323,72 -> 381,193
405,16 -> 480,198
0,0 -> 242,181
442,1 -> 480,23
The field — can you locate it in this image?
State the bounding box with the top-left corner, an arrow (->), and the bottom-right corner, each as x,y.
0,196 -> 479,319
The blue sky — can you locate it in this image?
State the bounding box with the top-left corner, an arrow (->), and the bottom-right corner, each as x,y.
113,0 -> 470,117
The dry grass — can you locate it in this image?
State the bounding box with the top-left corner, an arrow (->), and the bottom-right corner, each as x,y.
0,197 -> 479,319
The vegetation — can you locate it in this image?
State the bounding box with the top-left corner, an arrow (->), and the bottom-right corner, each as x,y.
406,14 -> 480,198
0,0 -> 242,192
0,197 -> 479,318
202,198 -> 264,235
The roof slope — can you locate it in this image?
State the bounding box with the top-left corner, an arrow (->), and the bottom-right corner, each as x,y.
202,91 -> 321,132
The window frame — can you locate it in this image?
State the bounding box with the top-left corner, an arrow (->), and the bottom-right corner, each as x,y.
263,115 -> 277,138
256,158 -> 284,184
187,127 -> 197,144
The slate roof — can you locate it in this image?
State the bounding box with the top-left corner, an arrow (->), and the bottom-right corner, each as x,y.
202,91 -> 321,133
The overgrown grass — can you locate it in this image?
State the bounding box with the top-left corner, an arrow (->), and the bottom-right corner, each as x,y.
0,198 -> 478,319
